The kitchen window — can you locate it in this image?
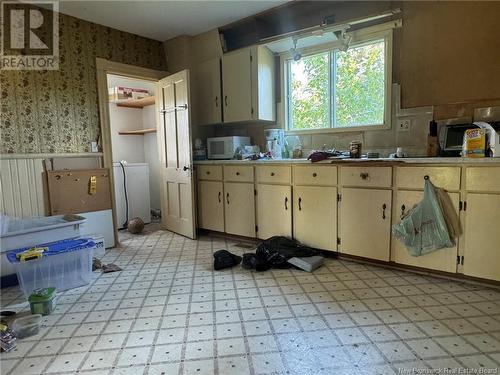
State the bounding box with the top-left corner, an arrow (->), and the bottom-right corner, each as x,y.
284,30 -> 392,132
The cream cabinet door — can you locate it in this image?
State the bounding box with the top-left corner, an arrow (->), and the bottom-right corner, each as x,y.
463,193 -> 500,281
339,188 -> 392,261
197,181 -> 224,232
224,182 -> 255,237
256,184 -> 292,239
192,58 -> 221,126
293,186 -> 337,251
222,48 -> 252,123
393,190 -> 458,273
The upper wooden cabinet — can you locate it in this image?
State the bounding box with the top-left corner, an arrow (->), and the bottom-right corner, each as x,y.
191,58 -> 222,126
222,46 -> 275,123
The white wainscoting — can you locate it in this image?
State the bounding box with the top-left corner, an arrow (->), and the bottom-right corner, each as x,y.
0,157 -> 46,217
1,153 -> 103,218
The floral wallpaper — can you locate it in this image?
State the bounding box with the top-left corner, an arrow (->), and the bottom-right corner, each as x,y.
0,11 -> 166,154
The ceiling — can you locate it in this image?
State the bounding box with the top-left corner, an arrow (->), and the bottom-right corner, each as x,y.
56,0 -> 289,41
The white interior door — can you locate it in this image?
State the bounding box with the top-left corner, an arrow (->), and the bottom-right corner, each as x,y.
157,70 -> 196,239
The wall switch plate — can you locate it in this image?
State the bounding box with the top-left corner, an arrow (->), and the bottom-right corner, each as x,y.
397,119 -> 411,132
91,141 -> 98,152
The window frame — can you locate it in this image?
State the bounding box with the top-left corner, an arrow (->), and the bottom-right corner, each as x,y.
281,27 -> 393,134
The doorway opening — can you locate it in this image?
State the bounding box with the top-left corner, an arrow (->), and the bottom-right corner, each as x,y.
107,74 -> 161,233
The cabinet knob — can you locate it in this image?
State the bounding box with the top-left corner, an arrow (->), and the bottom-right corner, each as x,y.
312,173 -> 317,177
360,172 -> 369,180
270,172 -> 275,176
236,172 -> 240,176
206,171 -> 210,175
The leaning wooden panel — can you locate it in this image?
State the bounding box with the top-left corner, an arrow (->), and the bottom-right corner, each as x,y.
45,168 -> 112,215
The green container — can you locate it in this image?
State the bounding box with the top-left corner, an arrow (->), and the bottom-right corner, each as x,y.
28,288 -> 56,315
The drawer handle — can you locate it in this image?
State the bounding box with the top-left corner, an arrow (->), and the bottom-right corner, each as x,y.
360,172 -> 369,180
298,197 -> 302,211
270,172 -> 275,176
382,203 -> 387,220
312,173 -> 317,177
236,172 -> 240,176
206,171 -> 210,175
218,191 -> 221,203
224,95 -> 228,107
401,204 -> 406,218
215,96 -> 218,108
226,193 -> 230,204
285,197 -> 288,211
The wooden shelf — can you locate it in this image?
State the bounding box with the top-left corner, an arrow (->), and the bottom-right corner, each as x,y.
118,128 -> 157,135
113,96 -> 155,108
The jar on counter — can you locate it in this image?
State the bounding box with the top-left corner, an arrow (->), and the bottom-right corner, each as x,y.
349,141 -> 362,158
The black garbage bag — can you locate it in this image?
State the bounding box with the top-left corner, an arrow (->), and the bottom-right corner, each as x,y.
254,236 -> 317,271
213,250 -> 242,270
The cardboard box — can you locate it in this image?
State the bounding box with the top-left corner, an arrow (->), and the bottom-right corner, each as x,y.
108,86 -> 150,101
463,128 -> 486,158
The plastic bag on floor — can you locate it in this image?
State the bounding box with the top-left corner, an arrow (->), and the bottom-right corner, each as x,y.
392,178 -> 454,256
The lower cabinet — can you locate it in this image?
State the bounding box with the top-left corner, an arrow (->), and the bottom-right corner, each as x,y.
293,186 -> 337,251
339,188 -> 392,261
197,180 -> 224,232
256,184 -> 292,239
392,190 -> 459,273
463,193 -> 500,281
224,182 -> 256,237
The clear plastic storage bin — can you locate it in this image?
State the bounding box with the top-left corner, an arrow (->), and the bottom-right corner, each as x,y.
7,238 -> 95,297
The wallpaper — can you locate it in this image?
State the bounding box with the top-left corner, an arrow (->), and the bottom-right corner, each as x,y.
0,11 -> 166,154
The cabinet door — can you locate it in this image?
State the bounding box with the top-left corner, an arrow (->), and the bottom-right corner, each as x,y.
294,186 -> 337,251
393,190 -> 458,273
256,184 -> 292,239
224,182 -> 255,237
192,58 -> 221,126
463,193 -> 500,281
222,48 -> 252,123
339,188 -> 392,261
197,181 -> 224,232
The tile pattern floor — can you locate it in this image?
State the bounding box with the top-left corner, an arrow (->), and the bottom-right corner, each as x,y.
1,228 -> 500,374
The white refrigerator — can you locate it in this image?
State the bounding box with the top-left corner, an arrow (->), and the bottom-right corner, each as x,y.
113,163 -> 151,229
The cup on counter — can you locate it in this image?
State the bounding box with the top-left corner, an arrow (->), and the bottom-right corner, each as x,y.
349,141 -> 362,158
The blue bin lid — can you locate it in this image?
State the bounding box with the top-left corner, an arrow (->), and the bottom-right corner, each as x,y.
6,238 -> 95,264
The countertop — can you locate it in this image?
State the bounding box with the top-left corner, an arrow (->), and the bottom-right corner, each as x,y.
194,157 -> 500,165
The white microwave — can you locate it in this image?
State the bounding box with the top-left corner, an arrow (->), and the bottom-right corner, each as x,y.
207,136 -> 250,159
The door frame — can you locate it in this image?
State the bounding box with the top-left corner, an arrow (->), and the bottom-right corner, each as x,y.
96,58 -> 167,246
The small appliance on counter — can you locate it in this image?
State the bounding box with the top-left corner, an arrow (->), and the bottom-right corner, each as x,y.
207,136 -> 250,159
473,106 -> 500,157
438,120 -> 478,157
265,129 -> 285,159
193,138 -> 207,160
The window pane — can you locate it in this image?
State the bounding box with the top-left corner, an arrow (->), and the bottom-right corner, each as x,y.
288,52 -> 329,130
334,40 -> 385,127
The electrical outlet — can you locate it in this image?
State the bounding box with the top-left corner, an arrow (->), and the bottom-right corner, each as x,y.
397,119 -> 411,132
